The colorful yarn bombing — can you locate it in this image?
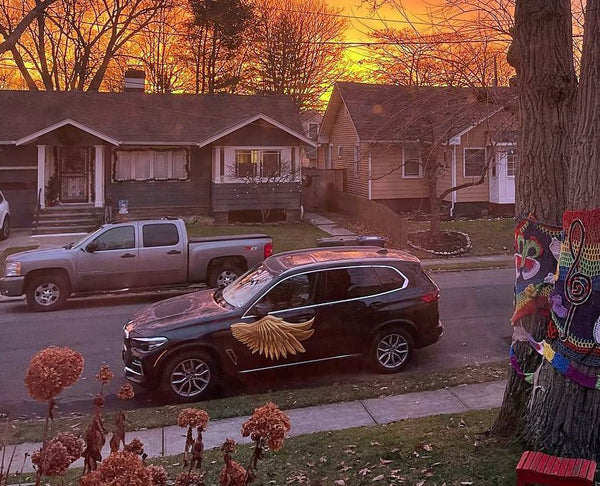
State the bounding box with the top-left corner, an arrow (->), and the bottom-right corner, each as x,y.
510,335 -> 600,390
551,209 -> 600,366
511,218 -> 562,324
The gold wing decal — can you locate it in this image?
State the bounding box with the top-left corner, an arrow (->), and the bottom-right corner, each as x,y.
231,316 -> 315,360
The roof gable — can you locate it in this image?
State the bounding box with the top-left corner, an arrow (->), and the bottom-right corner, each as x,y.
324,82 -> 515,143
15,118 -> 119,146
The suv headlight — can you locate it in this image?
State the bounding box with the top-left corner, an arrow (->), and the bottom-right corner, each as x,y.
4,261 -> 21,277
130,337 -> 168,352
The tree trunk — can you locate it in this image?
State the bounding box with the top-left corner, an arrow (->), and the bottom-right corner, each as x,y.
492,0 -> 575,438
523,0 -> 600,460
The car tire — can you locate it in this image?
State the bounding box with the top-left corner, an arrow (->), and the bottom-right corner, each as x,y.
207,262 -> 243,288
25,273 -> 70,312
0,216 -> 9,240
370,327 -> 414,373
161,350 -> 218,403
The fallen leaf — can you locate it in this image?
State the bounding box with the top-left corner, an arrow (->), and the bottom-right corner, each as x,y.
379,458 -> 392,465
359,467 -> 371,476
422,444 -> 433,452
371,474 -> 385,481
370,441 -> 382,446
334,480 -> 346,485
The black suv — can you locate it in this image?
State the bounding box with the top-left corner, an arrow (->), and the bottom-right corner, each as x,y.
123,246 -> 443,402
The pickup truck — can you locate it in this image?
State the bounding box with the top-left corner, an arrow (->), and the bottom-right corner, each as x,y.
1,218 -> 272,312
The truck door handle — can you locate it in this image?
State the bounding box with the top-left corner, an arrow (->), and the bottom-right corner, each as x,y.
121,253 -> 136,258
167,249 -> 182,255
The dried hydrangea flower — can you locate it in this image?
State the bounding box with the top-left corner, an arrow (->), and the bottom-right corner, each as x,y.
175,471 -> 204,486
93,394 -> 105,408
95,365 -> 114,384
80,451 -> 152,486
147,464 -> 168,486
218,459 -> 246,486
31,432 -> 83,476
24,347 -> 84,402
117,383 -> 135,400
241,402 -> 290,451
177,408 -> 209,431
124,437 -> 144,456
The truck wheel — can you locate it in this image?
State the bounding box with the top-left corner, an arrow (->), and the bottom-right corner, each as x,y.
0,216 -> 9,240
26,274 -> 70,312
207,262 -> 243,288
370,327 -> 413,373
161,351 -> 218,403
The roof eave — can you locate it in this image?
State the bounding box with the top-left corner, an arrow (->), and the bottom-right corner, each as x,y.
15,118 -> 120,146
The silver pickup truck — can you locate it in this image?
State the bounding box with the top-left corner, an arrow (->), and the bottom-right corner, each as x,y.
1,218 -> 272,312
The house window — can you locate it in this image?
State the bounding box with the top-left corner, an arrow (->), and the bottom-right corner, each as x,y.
402,145 -> 422,178
308,122 -> 319,140
338,146 -> 343,158
114,149 -> 189,181
354,146 -> 360,176
506,148 -> 517,177
464,148 -> 486,177
235,150 -> 281,178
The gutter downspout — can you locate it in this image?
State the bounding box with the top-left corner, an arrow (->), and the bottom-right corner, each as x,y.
368,149 -> 372,200
451,145 -> 457,218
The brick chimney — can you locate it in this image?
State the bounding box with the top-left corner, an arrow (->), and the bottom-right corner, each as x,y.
124,68 -> 145,92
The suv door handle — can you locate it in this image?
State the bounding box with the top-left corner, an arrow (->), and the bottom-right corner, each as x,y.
121,253 -> 136,258
167,249 -> 182,255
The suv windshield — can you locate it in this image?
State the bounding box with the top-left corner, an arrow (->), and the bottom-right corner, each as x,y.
222,263 -> 276,307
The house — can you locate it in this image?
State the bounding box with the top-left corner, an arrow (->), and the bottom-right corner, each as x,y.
0,89 -> 314,229
299,109 -> 323,168
317,82 -> 517,217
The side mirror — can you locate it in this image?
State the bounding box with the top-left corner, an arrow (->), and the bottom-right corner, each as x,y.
86,242 -> 98,253
251,301 -> 272,317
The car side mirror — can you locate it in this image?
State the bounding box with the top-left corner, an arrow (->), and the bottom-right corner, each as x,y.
86,242 -> 98,253
251,301 -> 272,317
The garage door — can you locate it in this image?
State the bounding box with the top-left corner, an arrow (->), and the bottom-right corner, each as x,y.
0,169 -> 37,228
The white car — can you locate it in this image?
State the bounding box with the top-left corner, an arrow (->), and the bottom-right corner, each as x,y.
0,189 -> 9,240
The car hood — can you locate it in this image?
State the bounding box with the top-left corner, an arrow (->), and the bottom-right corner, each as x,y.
6,246 -> 73,262
124,289 -> 232,337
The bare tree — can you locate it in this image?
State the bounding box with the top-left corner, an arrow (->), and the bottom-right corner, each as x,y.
0,0 -> 57,55
2,0 -> 170,90
245,0 -> 348,110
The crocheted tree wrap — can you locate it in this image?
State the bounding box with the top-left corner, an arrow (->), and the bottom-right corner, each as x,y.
511,218 -> 562,324
552,209 -> 600,366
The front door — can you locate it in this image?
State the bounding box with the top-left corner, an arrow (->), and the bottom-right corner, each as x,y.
57,146 -> 91,203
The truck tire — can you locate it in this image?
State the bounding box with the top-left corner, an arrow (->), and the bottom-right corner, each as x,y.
161,350 -> 218,402
0,215 -> 9,240
26,273 -> 70,312
207,262 -> 243,288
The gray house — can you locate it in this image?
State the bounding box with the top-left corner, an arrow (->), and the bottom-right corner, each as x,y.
0,90 -> 314,229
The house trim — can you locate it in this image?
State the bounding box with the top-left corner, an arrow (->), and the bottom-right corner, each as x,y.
197,113 -> 316,149
16,118 -> 120,146
449,107 -> 504,145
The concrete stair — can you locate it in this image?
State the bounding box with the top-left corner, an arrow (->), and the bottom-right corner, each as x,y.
32,205 -> 104,235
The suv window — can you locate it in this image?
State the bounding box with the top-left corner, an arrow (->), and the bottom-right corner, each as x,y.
375,266 -> 408,292
142,223 -> 179,247
255,273 -> 317,313
94,226 -> 135,250
318,266 -> 381,303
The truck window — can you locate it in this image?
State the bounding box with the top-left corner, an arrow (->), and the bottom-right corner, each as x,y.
94,226 -> 135,251
142,223 -> 180,247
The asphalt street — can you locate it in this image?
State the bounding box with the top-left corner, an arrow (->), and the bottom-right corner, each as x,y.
0,267 -> 514,419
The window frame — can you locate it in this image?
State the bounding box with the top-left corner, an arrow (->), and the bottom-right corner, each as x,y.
506,148 -> 517,178
234,149 -> 283,179
402,145 -> 423,178
113,148 -> 189,182
463,147 -> 487,178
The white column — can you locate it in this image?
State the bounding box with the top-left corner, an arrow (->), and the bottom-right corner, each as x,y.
37,145 -> 46,209
94,145 -> 104,208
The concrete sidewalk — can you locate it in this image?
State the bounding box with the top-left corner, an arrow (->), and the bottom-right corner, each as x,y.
2,380 -> 507,474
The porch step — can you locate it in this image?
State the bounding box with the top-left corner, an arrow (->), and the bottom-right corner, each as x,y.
33,206 -> 104,235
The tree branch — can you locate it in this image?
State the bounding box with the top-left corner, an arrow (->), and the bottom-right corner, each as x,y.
0,0 -> 57,55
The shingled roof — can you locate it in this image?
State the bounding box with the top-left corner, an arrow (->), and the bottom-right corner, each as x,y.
0,91 -> 306,145
321,82 -> 516,143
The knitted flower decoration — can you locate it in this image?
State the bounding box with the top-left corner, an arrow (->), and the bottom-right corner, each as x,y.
24,347 -> 84,402
31,432 -> 84,476
95,364 -> 114,384
80,451 -> 152,486
117,383 -> 135,400
241,402 -> 290,451
177,408 -> 209,431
